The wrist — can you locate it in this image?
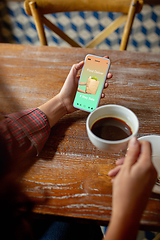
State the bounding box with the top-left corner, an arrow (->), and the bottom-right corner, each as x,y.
104,211 -> 140,240
38,94 -> 67,128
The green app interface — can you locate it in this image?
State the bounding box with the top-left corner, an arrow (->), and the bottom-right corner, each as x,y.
73,55 -> 110,112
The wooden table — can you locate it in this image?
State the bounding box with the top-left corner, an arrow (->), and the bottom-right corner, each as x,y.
0,43 -> 160,231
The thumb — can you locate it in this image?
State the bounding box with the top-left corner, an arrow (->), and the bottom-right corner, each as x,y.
61,61 -> 84,93
124,137 -> 141,168
70,61 -> 84,78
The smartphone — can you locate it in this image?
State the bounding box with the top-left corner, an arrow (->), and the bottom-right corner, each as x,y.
73,54 -> 110,112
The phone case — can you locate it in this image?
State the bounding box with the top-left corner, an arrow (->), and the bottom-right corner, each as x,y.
73,54 -> 110,112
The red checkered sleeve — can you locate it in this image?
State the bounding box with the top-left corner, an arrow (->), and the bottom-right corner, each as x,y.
0,108 -> 50,160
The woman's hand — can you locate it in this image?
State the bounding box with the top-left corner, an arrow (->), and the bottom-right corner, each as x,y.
112,138 -> 157,217
59,59 -> 112,114
39,58 -> 112,128
104,137 -> 157,240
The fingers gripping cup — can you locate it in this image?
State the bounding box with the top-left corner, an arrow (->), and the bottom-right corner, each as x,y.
86,105 -> 139,153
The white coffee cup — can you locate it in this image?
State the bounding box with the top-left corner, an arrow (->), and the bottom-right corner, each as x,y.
86,104 -> 139,153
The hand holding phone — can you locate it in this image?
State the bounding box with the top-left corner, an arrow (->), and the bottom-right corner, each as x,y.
73,54 -> 110,112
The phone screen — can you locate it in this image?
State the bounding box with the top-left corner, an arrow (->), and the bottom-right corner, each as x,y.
73,54 -> 110,112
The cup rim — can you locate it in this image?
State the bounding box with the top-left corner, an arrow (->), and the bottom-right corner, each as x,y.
86,104 -> 139,144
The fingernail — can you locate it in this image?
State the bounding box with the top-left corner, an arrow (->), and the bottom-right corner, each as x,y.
129,137 -> 137,146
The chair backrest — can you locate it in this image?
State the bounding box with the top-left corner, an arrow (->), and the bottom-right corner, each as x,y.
24,0 -> 143,50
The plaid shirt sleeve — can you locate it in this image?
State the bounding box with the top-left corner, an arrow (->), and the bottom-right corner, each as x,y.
0,108 -> 51,160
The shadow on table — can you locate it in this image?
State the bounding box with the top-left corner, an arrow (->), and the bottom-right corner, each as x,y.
38,110 -> 89,161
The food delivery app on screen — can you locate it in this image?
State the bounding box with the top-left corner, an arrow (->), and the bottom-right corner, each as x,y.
73,54 -> 110,112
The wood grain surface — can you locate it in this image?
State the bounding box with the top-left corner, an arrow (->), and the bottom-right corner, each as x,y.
0,44 -> 160,230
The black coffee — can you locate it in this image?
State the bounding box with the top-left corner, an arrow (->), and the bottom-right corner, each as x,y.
91,117 -> 132,141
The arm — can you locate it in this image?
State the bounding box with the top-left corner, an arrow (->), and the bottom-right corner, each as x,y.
38,61 -> 84,127
79,82 -> 87,85
105,137 -> 157,240
77,89 -> 86,93
1,60 -> 112,159
0,61 -> 86,160
0,62 -> 85,160
0,108 -> 50,161
38,60 -> 112,128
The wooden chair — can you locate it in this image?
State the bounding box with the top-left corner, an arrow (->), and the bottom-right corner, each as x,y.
24,0 -> 143,50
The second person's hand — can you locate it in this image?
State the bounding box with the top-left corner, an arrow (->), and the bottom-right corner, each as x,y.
104,137 -> 157,240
